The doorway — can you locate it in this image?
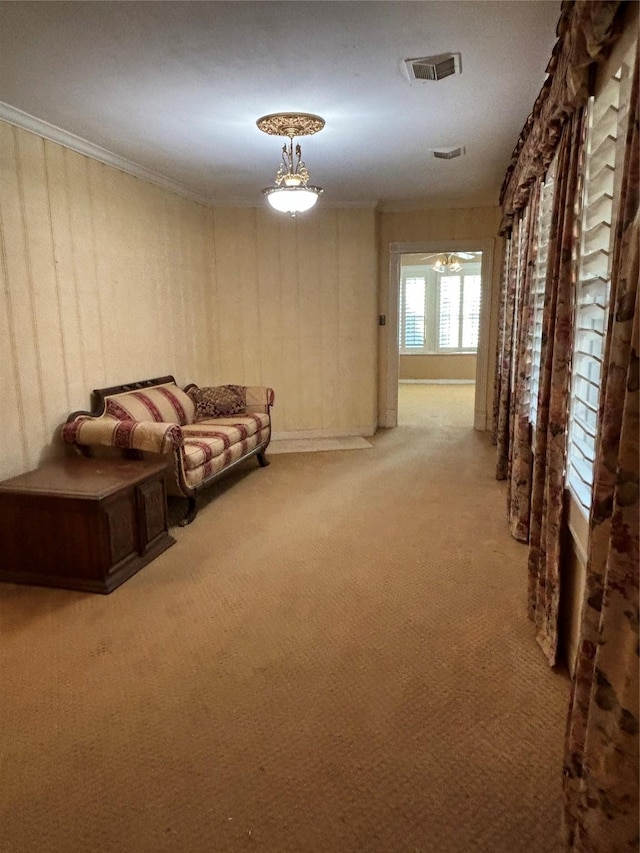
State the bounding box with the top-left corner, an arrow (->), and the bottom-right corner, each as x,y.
382,239 -> 494,431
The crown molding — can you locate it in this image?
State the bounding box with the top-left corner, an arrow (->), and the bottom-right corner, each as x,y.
0,102 -> 384,212
0,101 -> 211,206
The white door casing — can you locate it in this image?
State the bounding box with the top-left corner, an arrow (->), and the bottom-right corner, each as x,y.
385,239 -> 495,430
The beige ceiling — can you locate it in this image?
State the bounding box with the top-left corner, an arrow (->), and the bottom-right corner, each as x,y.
0,1 -> 560,210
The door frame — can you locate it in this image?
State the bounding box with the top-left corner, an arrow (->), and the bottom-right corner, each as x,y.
383,238 -> 495,431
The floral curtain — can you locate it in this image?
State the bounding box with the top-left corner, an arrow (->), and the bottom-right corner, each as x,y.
506,182 -> 541,542
500,0 -> 623,232
494,213 -> 524,479
493,182 -> 540,541
563,58 -> 639,853
494,0 -> 625,501
527,110 -> 585,666
492,235 -> 512,452
493,1 -> 638,847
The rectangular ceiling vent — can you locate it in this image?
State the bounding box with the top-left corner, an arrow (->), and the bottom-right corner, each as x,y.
433,147 -> 465,160
404,54 -> 460,82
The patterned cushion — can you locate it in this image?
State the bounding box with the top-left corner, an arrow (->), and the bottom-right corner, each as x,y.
104,383 -> 195,425
189,385 -> 246,420
182,426 -> 271,488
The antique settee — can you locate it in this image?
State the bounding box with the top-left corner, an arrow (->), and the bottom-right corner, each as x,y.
62,376 -> 274,525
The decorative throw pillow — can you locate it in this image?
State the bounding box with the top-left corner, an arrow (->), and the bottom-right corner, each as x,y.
189,385 -> 246,420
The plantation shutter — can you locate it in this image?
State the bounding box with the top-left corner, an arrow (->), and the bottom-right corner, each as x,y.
566,59 -> 632,510
529,154 -> 557,428
461,275 -> 481,349
401,276 -> 427,349
438,276 -> 461,348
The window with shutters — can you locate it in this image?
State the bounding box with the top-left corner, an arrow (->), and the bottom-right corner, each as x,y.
400,276 -> 427,349
399,260 -> 482,354
566,50 -> 633,512
511,206 -> 530,388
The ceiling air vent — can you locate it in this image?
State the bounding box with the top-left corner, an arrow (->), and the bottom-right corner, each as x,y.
404,53 -> 460,82
433,146 -> 465,160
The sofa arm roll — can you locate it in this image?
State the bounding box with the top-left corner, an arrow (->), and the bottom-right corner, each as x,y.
63,418 -> 184,454
245,386 -> 275,412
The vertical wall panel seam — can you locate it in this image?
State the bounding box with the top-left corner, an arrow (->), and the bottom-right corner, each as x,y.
336,210 -> 343,429
0,146 -> 29,468
178,202 -> 188,375
295,218 -> 301,417
253,207 -> 263,385
204,207 -> 215,378
43,139 -> 71,411
209,209 -> 219,378
85,157 -> 107,385
92,162 -> 109,377
184,201 -> 195,375
161,195 -> 169,372
162,196 -> 175,372
62,148 -> 88,393
14,128 -> 48,440
276,217 -> 285,427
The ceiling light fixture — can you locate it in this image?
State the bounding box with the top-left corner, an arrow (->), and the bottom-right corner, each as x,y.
257,112 -> 325,216
433,253 -> 463,273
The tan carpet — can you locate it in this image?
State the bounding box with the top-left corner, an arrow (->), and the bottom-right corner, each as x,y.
0,384 -> 569,853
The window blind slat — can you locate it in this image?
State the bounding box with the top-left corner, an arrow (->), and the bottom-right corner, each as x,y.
529,157 -> 558,428
587,161 -> 615,195
566,56 -> 629,512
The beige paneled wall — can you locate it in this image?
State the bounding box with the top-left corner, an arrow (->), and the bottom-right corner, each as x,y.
400,354 -> 477,381
377,207 -> 503,425
209,207 -> 378,436
0,121 -> 212,480
0,119 -> 378,483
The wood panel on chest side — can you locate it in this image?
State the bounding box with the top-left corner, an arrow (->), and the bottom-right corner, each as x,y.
0,457 -> 175,593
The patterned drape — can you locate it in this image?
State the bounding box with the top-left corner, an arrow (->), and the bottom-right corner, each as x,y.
493,2 -> 638,848
506,182 -> 541,542
492,238 -> 511,449
500,0 -> 622,232
527,111 -> 585,666
493,184 -> 540,542
494,213 -> 525,479
563,59 -> 639,853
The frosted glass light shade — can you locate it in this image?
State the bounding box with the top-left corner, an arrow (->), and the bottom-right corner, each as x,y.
263,186 -> 323,215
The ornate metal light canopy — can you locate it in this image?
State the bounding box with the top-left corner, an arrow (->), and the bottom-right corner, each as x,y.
256,112 -> 325,216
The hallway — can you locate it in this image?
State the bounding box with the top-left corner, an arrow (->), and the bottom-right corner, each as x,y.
1,385 -> 570,852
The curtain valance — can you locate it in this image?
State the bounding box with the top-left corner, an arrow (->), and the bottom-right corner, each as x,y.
499,0 -> 624,232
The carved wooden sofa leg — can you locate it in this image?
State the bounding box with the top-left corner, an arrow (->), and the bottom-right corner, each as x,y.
257,452 -> 270,468
179,496 -> 198,527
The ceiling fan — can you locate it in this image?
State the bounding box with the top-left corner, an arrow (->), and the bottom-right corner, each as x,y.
419,251 -> 480,272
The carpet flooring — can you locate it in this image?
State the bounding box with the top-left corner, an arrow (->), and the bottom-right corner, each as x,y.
0,385 -> 570,853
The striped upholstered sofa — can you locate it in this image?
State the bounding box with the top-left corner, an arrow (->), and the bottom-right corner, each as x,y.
63,376 -> 274,525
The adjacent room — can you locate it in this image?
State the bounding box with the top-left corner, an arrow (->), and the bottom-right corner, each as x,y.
396,248 -> 484,426
0,2 -> 637,852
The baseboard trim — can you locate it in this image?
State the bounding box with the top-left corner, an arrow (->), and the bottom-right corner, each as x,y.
272,424 -> 377,440
399,379 -> 476,385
